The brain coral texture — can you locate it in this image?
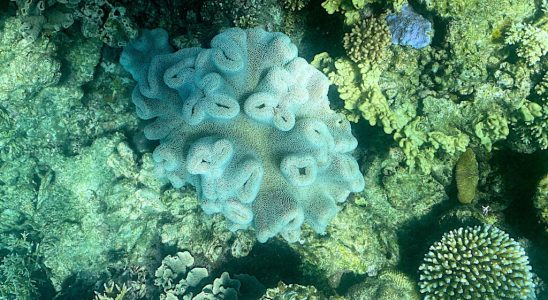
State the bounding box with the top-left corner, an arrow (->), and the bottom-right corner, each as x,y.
120,27 -> 365,243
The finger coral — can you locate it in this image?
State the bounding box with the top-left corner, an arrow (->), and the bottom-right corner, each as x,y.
120,27 -> 364,243
343,14 -> 392,65
419,225 -> 535,300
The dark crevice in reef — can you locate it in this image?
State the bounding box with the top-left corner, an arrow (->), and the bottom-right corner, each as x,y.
220,239 -> 301,288
300,0 -> 346,62
495,150 -> 547,236
394,197 -> 458,279
494,150 -> 548,286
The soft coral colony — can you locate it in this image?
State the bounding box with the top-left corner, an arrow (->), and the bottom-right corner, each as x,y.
120,27 -> 365,243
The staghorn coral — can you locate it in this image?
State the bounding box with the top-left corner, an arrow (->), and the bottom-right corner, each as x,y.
120,27 -> 364,243
419,225 -> 536,300
343,14 -> 392,65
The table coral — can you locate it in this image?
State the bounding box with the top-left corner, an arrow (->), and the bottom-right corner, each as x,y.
120,27 -> 364,243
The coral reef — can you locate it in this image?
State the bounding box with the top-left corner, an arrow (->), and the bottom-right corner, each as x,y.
280,0 -> 310,12
120,27 -> 364,243
1,0 -> 547,299
10,0 -> 137,47
419,225 -> 535,299
505,22 -> 548,66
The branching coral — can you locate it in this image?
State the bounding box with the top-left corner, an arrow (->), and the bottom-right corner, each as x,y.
505,22 -> 548,66
419,225 -> 535,299
394,117 -> 469,173
312,53 -> 397,132
343,14 -> 392,65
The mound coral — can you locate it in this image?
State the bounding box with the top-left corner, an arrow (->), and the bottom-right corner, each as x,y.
419,225 -> 535,300
120,27 -> 364,243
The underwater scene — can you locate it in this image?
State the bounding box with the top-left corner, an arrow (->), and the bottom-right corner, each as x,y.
1,0 -> 547,299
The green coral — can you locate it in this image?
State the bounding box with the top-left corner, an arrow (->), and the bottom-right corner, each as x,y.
260,281 -> 339,300
312,53 -> 397,133
533,174 -> 548,235
280,0 -> 310,11
321,0 -> 368,25
505,22 -> 548,66
394,117 -> 469,173
474,113 -> 510,151
419,225 -> 535,300
0,233 -> 45,299
510,100 -> 548,151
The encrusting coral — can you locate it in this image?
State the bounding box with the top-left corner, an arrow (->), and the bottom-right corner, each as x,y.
120,27 -> 365,243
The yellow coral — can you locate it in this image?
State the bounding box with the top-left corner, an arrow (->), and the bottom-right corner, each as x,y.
343,14 -> 392,65
474,113 -> 509,151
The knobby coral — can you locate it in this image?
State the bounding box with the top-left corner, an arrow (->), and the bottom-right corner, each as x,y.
120,27 -> 364,243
